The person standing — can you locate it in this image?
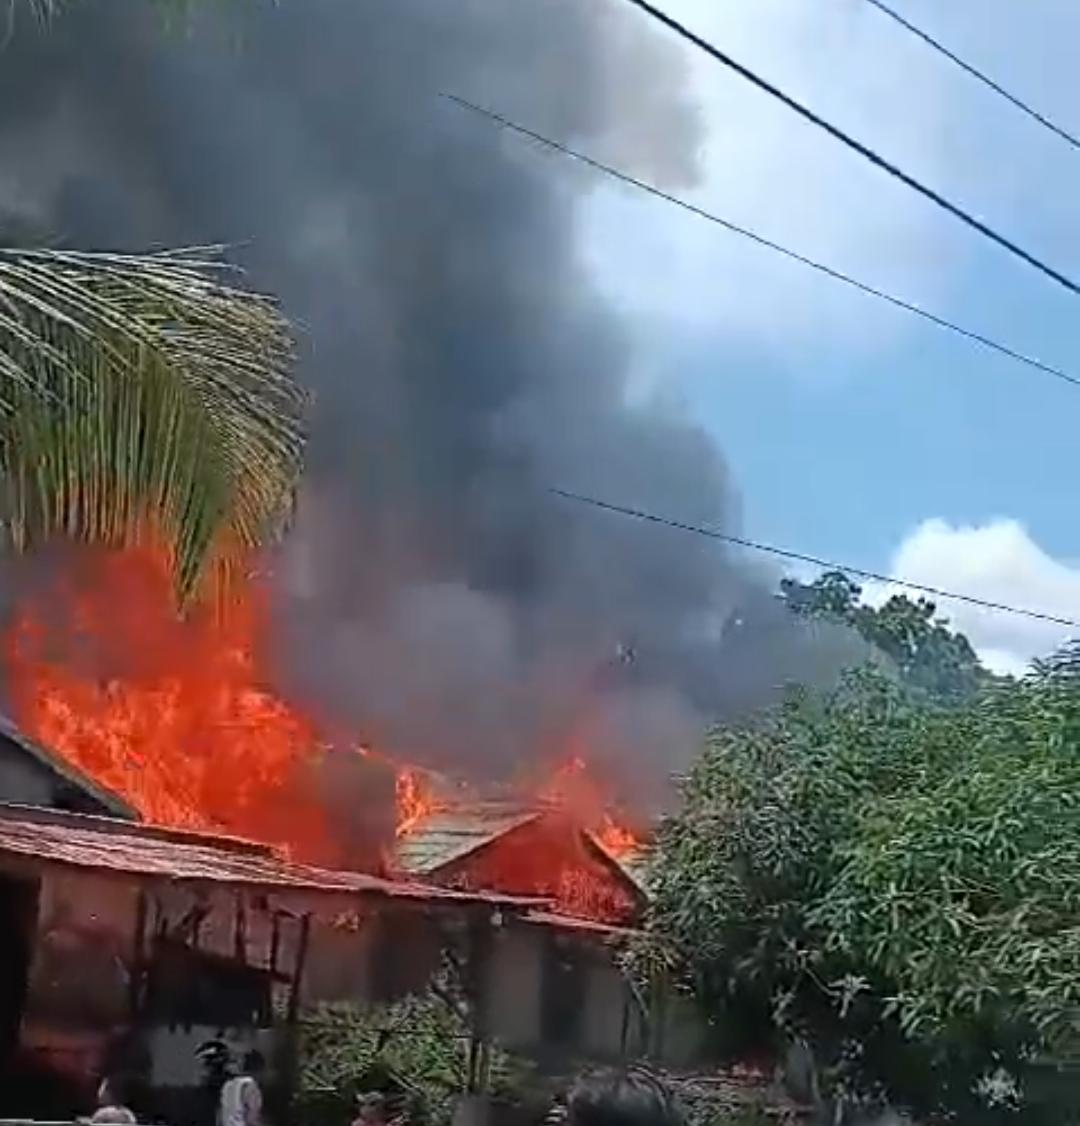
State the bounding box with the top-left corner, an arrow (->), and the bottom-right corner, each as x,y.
219,1050 -> 266,1126
87,1075 -> 137,1124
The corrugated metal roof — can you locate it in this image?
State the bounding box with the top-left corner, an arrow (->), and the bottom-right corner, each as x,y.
522,910 -> 638,940
600,843 -> 651,893
394,803 -> 541,875
395,804 -> 650,901
0,806 -> 534,908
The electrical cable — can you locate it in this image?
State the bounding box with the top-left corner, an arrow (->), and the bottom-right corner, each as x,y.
862,0 -> 1080,153
617,0 -> 1080,296
550,487 -> 1080,630
443,94 -> 1080,392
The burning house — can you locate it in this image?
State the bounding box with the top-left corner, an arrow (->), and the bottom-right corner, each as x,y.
392,798 -> 706,1067
395,802 -> 647,926
0,536 -> 709,1116
0,801 -> 537,1122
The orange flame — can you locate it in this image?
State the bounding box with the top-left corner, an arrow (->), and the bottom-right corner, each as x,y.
2,544 -> 643,914
594,815 -> 640,859
537,755 -> 642,858
394,768 -> 440,838
3,546 -> 340,860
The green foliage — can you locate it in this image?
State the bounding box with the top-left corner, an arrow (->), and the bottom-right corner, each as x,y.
0,248 -> 305,601
300,996 -> 468,1125
648,664 -> 1080,1121
2,4 -> 299,604
781,570 -> 988,702
299,996 -> 535,1126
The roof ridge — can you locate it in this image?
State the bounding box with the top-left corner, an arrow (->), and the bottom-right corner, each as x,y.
0,802 -> 275,856
0,714 -> 137,819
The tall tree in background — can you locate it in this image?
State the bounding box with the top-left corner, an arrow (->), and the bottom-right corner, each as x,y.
781,570 -> 988,701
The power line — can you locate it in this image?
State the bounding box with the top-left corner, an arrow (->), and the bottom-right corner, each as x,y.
443,94 -> 1080,391
618,0 -> 1080,297
862,0 -> 1080,153
550,487 -> 1080,631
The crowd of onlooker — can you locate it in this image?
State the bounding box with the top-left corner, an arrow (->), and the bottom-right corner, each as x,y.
82,1059 -> 685,1126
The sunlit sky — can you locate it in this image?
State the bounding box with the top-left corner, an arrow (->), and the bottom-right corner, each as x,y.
576,0 -> 1080,674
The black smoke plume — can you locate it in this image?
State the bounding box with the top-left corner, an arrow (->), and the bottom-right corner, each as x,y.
0,0 -> 866,806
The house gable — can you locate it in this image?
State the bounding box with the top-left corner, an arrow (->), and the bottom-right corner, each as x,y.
0,715 -> 136,820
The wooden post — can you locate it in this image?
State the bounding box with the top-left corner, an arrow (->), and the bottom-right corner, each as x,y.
129,889 -> 148,1018
286,913 -> 311,1024
278,913 -> 312,1126
461,910 -> 493,1096
269,912 -> 281,977
234,893 -> 248,962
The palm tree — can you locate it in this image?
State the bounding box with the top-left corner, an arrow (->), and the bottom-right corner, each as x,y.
0,2 -> 305,603
0,246 -> 306,602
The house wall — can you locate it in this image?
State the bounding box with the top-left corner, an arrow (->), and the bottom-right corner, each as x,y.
15,868 -> 139,1090
485,924 -> 543,1050
581,958 -> 639,1059
483,921 -> 710,1067
147,1025 -> 278,1087
650,990 -> 709,1068
17,871 -> 307,1087
303,914 -> 378,1004
483,923 -> 641,1062
25,869 -> 137,1031
0,738 -> 61,808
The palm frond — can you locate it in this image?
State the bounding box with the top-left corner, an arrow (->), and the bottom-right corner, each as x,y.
0,247 -> 306,602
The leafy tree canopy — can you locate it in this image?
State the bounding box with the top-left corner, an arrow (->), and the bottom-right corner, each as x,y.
780,570 -> 989,702
0,247 -> 305,603
648,662 -> 1080,1121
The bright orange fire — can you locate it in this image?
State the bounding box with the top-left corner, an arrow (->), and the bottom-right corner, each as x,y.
2,545 -> 428,866
2,544 -> 643,913
3,546 -> 341,860
394,768 -> 440,838
539,755 -> 642,858
594,815 -> 640,858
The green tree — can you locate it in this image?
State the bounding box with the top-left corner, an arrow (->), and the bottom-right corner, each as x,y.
648,666 -> 1080,1122
780,570 -> 988,702
0,248 -> 305,600
1,2 -> 303,602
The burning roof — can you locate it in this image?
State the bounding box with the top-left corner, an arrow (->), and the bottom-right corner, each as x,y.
395,802 -> 542,876
1,544 -> 652,921
0,804 -> 536,910
394,801 -> 647,925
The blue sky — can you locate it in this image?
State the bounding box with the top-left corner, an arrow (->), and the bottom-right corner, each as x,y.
574,0 -> 1080,672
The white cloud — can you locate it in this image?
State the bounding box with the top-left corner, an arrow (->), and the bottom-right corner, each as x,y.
872,519 -> 1080,676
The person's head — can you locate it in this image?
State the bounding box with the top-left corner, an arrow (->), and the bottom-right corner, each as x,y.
98,1074 -> 129,1108
566,1069 -> 684,1126
242,1050 -> 265,1078
355,1091 -> 388,1125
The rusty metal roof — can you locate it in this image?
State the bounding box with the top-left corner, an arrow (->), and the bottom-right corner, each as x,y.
602,844 -> 651,893
522,909 -> 639,941
0,805 -> 534,908
394,803 -> 649,899
394,802 -> 542,875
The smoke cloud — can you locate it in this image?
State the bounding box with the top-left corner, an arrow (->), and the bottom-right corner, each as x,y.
0,0 -> 867,801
